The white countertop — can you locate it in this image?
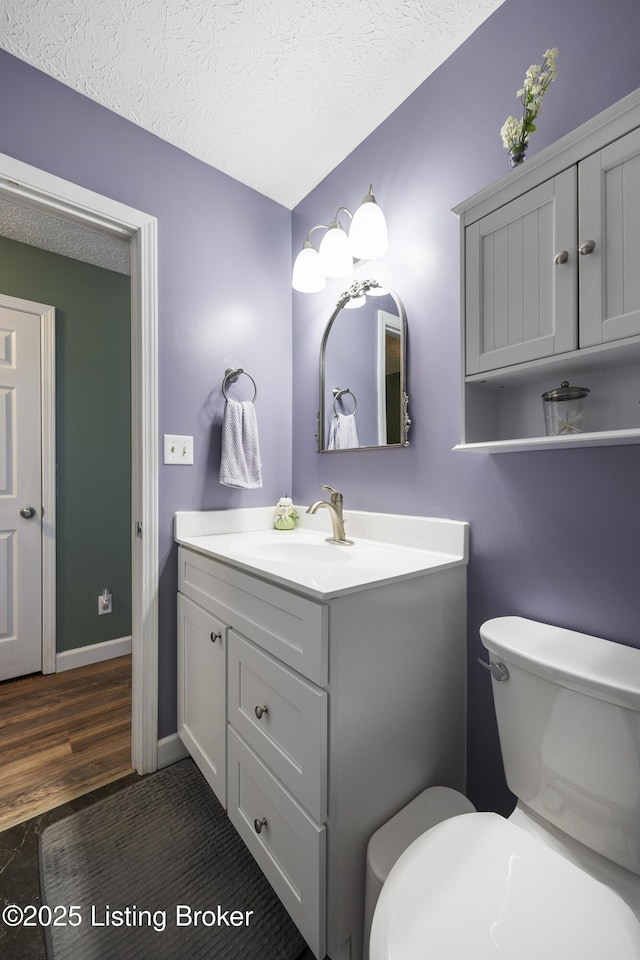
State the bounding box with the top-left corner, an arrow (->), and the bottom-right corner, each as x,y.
175,508 -> 469,600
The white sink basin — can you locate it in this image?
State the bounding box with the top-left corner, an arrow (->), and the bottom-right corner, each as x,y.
175,519 -> 468,599
245,537 -> 352,566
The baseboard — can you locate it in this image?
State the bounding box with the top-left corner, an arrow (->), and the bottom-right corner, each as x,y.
56,635 -> 132,672
157,733 -> 189,769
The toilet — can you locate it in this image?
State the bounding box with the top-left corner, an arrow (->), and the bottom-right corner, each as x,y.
369,616 -> 640,959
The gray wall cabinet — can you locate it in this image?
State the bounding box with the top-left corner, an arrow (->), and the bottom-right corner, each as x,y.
455,88 -> 640,452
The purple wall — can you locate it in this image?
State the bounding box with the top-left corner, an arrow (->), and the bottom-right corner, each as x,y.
291,0 -> 640,812
0,49 -> 292,738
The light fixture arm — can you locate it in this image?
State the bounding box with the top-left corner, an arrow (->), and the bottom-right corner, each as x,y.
305,223 -> 330,244
331,206 -> 353,225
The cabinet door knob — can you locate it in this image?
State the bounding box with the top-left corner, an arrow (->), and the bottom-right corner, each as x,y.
254,704 -> 269,720
553,249 -> 569,265
210,631 -> 221,643
578,239 -> 596,255
254,817 -> 267,834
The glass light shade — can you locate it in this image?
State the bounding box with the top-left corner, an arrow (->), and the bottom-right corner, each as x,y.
318,225 -> 353,277
292,244 -> 326,292
349,197 -> 388,260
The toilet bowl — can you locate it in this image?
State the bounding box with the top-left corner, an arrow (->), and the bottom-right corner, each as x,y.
370,812 -> 640,959
369,617 -> 640,959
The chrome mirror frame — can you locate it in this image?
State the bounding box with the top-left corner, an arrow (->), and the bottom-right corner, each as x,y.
317,279 -> 410,452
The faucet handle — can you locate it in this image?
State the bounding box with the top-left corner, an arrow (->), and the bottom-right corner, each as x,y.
321,484 -> 342,502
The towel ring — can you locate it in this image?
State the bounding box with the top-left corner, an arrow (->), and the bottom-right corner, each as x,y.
222,367 -> 257,402
333,387 -> 357,416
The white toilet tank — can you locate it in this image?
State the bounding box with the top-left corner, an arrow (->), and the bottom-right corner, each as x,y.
480,617 -> 640,876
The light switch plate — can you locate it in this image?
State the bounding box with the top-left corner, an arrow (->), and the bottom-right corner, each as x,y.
163,434 -> 194,464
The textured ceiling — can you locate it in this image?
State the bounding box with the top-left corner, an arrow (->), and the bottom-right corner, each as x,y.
0,196 -> 131,274
1,0 -> 506,210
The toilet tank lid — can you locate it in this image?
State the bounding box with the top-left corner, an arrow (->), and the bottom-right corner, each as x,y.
480,617 -> 640,711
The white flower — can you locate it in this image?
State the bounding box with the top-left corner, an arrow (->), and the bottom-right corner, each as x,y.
500,116 -> 524,150
544,48 -> 559,78
501,47 -> 558,157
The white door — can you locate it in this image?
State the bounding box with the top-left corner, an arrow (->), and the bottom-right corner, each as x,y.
0,302 -> 43,680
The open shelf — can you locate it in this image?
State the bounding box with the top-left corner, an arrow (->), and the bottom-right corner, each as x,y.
454,428 -> 640,454
458,348 -> 640,453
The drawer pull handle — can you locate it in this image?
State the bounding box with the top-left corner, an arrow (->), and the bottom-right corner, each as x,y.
210,631 -> 222,643
254,704 -> 269,720
254,817 -> 268,834
578,239 -> 596,255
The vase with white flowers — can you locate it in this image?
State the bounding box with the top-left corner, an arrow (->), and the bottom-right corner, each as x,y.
501,47 -> 559,166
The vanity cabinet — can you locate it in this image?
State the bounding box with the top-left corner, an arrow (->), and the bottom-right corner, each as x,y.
177,546 -> 328,955
176,539 -> 467,960
456,88 -> 640,451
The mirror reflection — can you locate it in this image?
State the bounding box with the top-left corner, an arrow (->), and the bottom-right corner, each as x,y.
318,280 -> 410,451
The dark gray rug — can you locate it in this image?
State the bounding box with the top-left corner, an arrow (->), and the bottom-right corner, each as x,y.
39,758 -> 307,960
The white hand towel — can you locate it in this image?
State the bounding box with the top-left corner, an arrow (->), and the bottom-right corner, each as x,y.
327,413 -> 359,450
219,398 -> 263,488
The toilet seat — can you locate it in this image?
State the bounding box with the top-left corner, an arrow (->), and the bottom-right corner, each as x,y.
369,812 -> 640,960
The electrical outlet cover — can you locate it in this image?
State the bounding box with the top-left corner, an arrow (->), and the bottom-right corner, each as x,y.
98,592 -> 112,615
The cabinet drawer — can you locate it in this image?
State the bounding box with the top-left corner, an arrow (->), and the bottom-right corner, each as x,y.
228,631 -> 327,822
179,546 -> 328,684
227,728 -> 326,960
177,594 -> 227,807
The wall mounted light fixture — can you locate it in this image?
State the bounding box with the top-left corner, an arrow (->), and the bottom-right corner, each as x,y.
292,184 -> 388,293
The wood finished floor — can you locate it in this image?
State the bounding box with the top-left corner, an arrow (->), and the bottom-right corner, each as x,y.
0,655 -> 132,832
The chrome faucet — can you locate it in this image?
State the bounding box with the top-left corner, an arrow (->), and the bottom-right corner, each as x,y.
306,485 -> 354,545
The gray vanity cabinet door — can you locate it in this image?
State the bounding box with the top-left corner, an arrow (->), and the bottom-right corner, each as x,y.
579,126 -> 640,347
465,167 -> 577,374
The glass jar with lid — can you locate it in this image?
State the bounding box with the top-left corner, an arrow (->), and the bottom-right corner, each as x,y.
542,381 -> 590,436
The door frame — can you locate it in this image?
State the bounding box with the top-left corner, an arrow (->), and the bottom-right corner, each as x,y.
376,308 -> 402,445
0,152 -> 159,775
0,294 -> 56,674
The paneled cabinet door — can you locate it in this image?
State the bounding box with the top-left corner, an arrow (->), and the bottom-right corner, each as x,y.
177,593 -> 227,807
579,126 -> 640,347
465,167 -> 577,374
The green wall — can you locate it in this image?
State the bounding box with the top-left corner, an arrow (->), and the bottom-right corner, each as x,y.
0,235 -> 131,652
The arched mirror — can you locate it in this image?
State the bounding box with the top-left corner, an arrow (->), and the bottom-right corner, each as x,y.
318,279 -> 410,452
